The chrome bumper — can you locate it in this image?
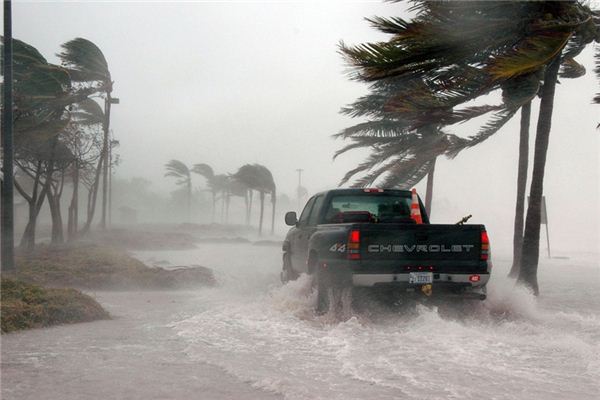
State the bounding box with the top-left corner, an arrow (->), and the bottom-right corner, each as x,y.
352,273 -> 490,287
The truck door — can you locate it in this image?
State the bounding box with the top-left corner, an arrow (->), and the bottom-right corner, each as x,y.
291,195 -> 325,273
289,196 -> 315,272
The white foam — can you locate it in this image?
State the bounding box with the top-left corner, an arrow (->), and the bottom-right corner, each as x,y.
157,244 -> 599,400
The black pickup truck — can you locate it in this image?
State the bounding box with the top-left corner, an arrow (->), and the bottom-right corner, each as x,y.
281,188 -> 491,311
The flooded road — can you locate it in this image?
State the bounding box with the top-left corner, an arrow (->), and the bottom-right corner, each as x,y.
2,242 -> 599,400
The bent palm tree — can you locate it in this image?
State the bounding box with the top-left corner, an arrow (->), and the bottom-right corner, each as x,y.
233,164 -> 276,235
339,1 -> 598,293
58,38 -> 114,230
165,160 -> 192,222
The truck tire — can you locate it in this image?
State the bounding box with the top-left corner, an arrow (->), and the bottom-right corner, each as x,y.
315,267 -> 331,314
280,253 -> 298,283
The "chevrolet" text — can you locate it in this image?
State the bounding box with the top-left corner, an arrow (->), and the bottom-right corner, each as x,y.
367,244 -> 475,253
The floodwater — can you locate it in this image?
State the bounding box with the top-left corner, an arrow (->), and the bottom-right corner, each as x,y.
2,242 -> 599,400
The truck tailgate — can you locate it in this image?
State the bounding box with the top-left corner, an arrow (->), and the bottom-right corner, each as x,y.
356,224 -> 486,274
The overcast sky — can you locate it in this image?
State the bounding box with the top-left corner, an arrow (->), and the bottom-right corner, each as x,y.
8,1 -> 600,253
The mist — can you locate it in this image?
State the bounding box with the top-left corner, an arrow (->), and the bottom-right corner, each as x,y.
2,2 -> 599,400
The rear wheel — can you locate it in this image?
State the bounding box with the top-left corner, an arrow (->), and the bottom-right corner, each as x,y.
315,265 -> 353,316
280,253 -> 298,283
315,267 -> 331,314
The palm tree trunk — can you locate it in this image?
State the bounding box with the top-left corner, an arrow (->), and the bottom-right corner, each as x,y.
258,191 -> 265,236
248,190 -> 253,226
271,190 -> 276,235
220,191 -> 226,223
212,191 -> 216,222
518,57 -> 561,295
82,154 -> 104,234
225,192 -> 231,224
100,95 -> 111,229
424,157 -> 436,218
187,181 -> 191,223
244,191 -> 249,225
509,101 -> 531,278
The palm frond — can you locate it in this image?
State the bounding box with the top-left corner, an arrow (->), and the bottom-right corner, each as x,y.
594,46 -> 600,104
164,159 -> 190,185
191,163 -> 215,180
486,30 -> 572,80
71,98 -> 104,126
58,38 -> 111,88
449,107 -> 518,158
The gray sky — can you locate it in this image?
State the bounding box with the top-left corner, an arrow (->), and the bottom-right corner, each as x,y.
9,1 -> 600,253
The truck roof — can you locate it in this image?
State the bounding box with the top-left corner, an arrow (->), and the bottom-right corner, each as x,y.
313,188 -> 413,197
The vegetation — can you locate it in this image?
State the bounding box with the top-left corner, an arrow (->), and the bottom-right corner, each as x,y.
2,37 -> 117,253
338,0 -> 599,294
8,244 -> 215,290
164,160 -> 193,221
1,278 -> 109,333
165,160 -> 277,235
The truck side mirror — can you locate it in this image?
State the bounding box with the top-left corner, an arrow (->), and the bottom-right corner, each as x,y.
285,211 -> 298,226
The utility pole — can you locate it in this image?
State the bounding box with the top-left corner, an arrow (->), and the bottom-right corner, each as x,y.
108,134 -> 113,227
108,137 -> 119,227
1,0 -> 15,272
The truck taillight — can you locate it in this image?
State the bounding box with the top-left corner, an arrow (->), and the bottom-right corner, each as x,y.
348,229 -> 360,260
481,230 -> 490,261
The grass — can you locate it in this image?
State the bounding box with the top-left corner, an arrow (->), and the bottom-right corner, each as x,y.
9,243 -> 215,290
1,243 -> 215,333
1,278 -> 109,333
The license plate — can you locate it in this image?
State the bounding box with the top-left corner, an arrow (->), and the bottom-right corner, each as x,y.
409,272 -> 433,284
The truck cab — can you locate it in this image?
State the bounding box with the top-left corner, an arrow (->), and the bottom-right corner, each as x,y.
282,189 -> 490,311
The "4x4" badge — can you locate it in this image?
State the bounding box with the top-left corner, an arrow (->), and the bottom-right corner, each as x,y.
329,243 -> 346,253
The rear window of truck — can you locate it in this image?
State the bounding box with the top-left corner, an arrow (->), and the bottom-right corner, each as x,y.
323,194 -> 414,224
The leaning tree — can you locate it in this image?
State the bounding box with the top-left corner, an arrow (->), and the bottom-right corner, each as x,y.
339,0 -> 599,293
164,160 -> 193,222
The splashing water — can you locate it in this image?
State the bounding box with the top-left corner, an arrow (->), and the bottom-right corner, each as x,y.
134,244 -> 600,400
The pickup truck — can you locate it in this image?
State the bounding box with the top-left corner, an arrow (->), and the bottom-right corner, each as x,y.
281,188 -> 491,312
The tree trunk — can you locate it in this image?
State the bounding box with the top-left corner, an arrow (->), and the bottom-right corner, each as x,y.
509,101 -> 531,278
244,191 -> 249,225
187,181 -> 191,223
212,191 -> 216,222
247,190 -> 253,226
271,190 -> 276,235
424,157 -> 436,218
67,165 -> 79,241
19,204 -> 37,252
258,191 -> 265,236
82,154 -> 104,234
518,57 -> 561,295
47,192 -> 64,244
47,168 -> 66,245
18,180 -> 48,253
225,192 -> 230,224
100,95 -> 111,229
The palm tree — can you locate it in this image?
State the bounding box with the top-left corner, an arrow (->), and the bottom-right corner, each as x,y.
71,98 -> 105,235
192,163 -> 240,223
233,164 -> 276,235
192,163 -> 218,221
339,1 -> 598,293
335,75 -> 519,218
58,38 -> 114,230
165,160 -> 192,222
